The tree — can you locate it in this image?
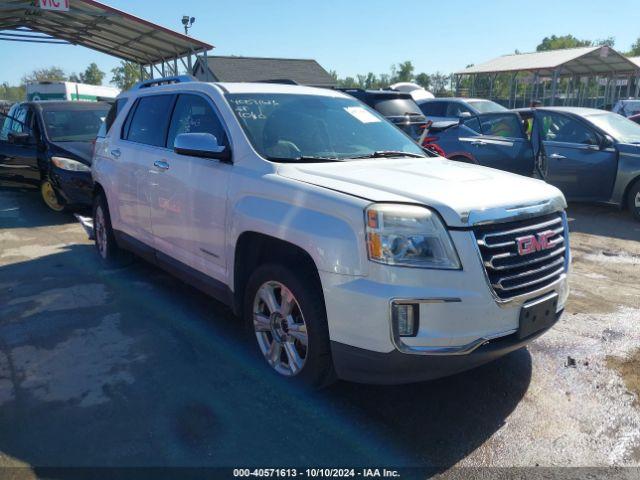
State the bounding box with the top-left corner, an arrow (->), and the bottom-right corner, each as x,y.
415,73 -> 431,90
627,37 -> 640,56
79,62 -> 105,85
21,66 -> 66,84
536,35 -> 592,51
392,61 -> 414,83
595,37 -> 615,48
110,61 -> 141,90
430,72 -> 451,95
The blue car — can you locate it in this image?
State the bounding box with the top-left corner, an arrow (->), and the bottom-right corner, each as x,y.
422,107 -> 640,220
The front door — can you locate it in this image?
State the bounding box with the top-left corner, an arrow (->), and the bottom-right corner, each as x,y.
533,110 -> 617,200
0,106 -> 39,186
150,93 -> 230,282
459,112 -> 535,176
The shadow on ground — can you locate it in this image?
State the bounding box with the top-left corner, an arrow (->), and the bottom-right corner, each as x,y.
0,184 -> 79,230
566,202 -> 640,242
0,243 -> 533,469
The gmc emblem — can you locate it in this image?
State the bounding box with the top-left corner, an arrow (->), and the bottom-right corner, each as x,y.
516,230 -> 556,256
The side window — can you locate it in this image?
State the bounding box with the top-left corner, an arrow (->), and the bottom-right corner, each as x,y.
539,112 -> 599,145
0,105 -> 16,141
462,116 -> 481,134
419,101 -> 446,116
446,102 -> 472,117
10,106 -> 28,135
166,94 -> 228,148
480,113 -> 526,139
124,95 -> 175,147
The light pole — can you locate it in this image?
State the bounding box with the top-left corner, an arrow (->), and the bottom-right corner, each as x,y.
181,15 -> 195,36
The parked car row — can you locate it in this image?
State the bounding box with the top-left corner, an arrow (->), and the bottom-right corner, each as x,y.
419,106 -> 640,220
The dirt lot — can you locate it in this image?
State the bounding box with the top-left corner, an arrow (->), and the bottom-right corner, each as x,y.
0,184 -> 639,472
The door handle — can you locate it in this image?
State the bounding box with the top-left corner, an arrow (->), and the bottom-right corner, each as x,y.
153,160 -> 170,171
548,153 -> 566,159
470,140 -> 486,147
110,148 -> 121,159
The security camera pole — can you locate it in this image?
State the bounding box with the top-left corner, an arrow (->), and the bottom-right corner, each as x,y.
182,15 -> 195,36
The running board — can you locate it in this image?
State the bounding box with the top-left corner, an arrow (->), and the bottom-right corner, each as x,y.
74,214 -> 94,240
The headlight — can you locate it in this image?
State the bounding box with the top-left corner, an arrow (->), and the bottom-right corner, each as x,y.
365,203 -> 461,269
51,157 -> 91,172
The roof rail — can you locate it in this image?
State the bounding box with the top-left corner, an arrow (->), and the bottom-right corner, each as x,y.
131,75 -> 196,90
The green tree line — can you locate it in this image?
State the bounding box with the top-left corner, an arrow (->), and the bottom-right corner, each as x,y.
2,35 -> 640,103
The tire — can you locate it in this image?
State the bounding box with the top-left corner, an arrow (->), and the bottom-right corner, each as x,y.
244,263 -> 335,388
93,192 -> 130,266
40,175 -> 66,212
627,180 -> 640,221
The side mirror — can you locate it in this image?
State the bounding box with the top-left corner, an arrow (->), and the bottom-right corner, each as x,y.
8,132 -> 32,145
459,111 -> 472,118
174,133 -> 231,162
601,134 -> 615,150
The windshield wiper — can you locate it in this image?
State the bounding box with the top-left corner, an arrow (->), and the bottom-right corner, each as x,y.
348,151 -> 425,160
266,155 -> 343,163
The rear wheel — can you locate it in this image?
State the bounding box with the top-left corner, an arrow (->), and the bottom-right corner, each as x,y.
628,180 -> 640,221
93,192 -> 129,266
40,176 -> 65,212
244,263 -> 334,388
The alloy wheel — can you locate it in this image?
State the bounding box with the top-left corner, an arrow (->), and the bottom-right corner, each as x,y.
635,191 -> 640,209
253,281 -> 308,376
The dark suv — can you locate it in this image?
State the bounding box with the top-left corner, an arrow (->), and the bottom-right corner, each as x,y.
338,89 -> 427,140
0,100 -> 110,212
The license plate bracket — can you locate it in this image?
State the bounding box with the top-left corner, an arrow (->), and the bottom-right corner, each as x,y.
518,294 -> 559,339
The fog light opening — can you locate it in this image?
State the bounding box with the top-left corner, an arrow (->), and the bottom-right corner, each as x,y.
393,303 -> 419,337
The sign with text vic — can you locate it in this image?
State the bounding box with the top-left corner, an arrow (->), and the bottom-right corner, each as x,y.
38,0 -> 70,12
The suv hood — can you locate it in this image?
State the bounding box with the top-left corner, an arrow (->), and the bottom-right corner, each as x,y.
277,157 -> 566,227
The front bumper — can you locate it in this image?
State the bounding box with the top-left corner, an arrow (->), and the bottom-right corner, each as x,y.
50,167 -> 93,207
331,310 -> 562,384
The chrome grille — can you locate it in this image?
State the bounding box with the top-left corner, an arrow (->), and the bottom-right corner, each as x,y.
474,213 -> 567,300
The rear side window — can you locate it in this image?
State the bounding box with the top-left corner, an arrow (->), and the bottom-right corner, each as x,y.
419,101 -> 446,116
166,94 -> 228,148
103,98 -> 128,135
446,102 -> 473,117
123,95 -> 175,147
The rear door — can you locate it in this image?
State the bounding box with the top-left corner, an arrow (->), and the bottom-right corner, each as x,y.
418,100 -> 450,123
458,112 -> 535,176
112,94 -> 176,245
533,110 -> 617,200
150,93 -> 231,282
0,105 -> 39,185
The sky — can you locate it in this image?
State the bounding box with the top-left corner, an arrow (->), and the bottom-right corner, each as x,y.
1,0 -> 639,86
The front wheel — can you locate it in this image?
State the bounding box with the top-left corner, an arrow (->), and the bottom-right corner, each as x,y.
40,176 -> 66,212
244,264 -> 335,388
628,180 -> 640,221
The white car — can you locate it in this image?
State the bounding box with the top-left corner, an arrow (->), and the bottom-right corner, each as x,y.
92,76 -> 570,386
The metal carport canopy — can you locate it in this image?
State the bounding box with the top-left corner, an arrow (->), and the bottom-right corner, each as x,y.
456,46 -> 639,77
0,0 -> 213,66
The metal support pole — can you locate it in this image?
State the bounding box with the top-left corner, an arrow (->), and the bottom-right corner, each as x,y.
550,69 -> 559,106
203,49 -> 210,82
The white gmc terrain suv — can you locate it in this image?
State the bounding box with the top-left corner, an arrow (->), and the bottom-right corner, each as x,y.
92,76 -> 570,387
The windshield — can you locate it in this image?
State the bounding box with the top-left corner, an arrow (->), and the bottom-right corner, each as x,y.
467,100 -> 507,113
588,112 -> 640,144
225,93 -> 426,162
42,106 -> 110,142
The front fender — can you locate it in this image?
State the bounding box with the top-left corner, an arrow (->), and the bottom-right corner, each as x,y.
231,195 -> 367,277
610,146 -> 640,205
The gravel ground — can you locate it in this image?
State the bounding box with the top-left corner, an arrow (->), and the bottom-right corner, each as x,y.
0,185 -> 639,473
